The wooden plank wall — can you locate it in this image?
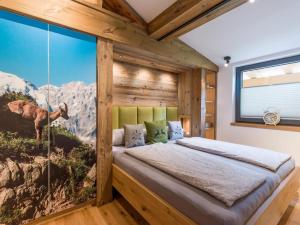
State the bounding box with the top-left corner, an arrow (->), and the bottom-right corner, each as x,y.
113,61 -> 178,106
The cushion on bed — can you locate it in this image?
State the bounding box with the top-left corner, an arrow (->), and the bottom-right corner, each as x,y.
144,120 -> 168,144
112,128 -> 125,146
124,124 -> 145,148
168,121 -> 184,140
119,107 -> 137,128
138,107 -> 153,124
167,107 -> 178,121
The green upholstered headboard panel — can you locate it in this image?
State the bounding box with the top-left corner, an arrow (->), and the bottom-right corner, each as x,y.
119,106 -> 137,128
138,107 -> 153,124
112,106 -> 178,129
167,107 -> 178,121
153,107 -> 166,121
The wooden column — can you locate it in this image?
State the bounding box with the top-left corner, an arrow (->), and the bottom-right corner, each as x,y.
96,38 -> 113,205
191,69 -> 202,137
178,71 -> 192,116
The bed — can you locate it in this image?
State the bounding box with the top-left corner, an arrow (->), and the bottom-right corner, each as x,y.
111,106 -> 300,225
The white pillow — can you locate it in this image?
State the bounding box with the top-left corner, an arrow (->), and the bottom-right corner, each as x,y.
168,121 -> 184,140
112,128 -> 125,146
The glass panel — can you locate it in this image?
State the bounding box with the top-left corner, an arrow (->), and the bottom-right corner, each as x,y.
0,10 -> 49,224
48,24 -> 97,209
240,61 -> 300,120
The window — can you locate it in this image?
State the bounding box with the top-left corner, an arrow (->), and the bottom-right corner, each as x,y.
235,55 -> 300,126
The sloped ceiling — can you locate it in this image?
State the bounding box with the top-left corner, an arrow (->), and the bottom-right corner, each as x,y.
125,0 -> 300,66
179,0 -> 300,65
125,0 -> 176,22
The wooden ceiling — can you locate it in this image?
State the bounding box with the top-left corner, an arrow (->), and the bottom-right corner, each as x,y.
100,0 -> 247,40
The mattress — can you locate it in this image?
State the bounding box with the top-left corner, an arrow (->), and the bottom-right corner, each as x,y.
113,143 -> 295,225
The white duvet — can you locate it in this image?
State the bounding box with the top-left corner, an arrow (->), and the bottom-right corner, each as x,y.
177,137 -> 291,172
125,143 -> 266,207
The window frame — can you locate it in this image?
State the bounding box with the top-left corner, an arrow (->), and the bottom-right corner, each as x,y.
235,54 -> 300,126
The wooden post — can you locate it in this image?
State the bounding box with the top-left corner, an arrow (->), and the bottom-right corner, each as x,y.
191,68 -> 202,137
96,38 -> 113,205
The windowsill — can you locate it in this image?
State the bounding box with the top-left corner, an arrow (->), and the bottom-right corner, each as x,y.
231,122 -> 300,132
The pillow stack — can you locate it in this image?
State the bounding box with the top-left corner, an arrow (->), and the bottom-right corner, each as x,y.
112,120 -> 184,148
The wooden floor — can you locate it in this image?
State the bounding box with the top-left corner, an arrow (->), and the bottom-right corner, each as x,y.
35,190 -> 300,225
34,201 -> 138,225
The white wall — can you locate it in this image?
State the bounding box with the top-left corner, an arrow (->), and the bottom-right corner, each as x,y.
217,49 -> 300,165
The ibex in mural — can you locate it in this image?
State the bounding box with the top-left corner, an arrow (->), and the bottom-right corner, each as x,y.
7,100 -> 69,145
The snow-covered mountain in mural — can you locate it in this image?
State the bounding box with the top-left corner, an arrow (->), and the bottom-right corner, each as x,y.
0,71 -> 48,108
0,71 -> 96,143
39,82 -> 96,143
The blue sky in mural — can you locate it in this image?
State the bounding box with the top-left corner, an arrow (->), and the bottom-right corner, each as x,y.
0,10 -> 96,87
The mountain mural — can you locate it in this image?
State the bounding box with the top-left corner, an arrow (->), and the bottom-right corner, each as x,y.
0,71 -> 96,144
0,71 -> 96,224
0,72 -> 48,109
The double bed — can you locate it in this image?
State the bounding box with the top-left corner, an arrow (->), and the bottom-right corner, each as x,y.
112,139 -> 299,225
111,106 -> 300,225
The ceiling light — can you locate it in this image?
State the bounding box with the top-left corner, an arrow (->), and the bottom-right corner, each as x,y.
249,0 -> 255,3
224,56 -> 231,67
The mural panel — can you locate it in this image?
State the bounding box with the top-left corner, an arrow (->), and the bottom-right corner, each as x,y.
0,10 -> 97,224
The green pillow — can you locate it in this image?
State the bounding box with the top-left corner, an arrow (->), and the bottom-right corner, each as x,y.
144,120 -> 168,144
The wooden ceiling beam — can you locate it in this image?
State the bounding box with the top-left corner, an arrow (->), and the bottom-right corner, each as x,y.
74,0 -> 103,9
114,47 -> 191,73
102,0 -> 147,28
148,0 -> 248,40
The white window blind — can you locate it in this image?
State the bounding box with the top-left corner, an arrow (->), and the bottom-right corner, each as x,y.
240,83 -> 300,120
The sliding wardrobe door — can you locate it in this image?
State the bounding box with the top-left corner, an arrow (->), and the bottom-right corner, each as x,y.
0,10 -> 97,225
47,25 -> 97,211
0,11 -> 50,225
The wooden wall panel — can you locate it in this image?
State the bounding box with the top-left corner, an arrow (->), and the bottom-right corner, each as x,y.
97,38 -> 113,205
113,62 -> 178,107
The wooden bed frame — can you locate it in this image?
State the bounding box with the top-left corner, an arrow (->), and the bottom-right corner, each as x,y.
113,164 -> 300,225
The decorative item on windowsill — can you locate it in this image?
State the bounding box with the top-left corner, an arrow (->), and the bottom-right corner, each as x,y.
263,107 -> 281,126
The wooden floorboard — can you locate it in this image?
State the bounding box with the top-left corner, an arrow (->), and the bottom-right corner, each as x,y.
35,189 -> 300,225
278,188 -> 300,225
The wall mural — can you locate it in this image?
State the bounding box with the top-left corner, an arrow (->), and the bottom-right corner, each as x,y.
0,10 -> 97,225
